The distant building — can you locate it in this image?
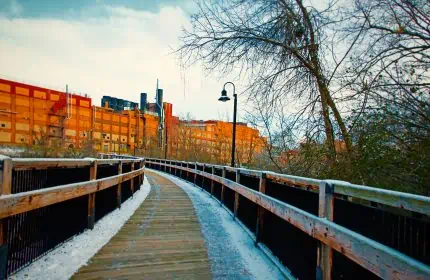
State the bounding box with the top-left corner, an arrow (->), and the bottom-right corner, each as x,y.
0,78 -> 266,165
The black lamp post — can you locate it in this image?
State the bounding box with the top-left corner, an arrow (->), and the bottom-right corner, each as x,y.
219,82 -> 237,167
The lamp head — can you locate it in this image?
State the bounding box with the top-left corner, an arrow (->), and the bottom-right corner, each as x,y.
218,89 -> 231,102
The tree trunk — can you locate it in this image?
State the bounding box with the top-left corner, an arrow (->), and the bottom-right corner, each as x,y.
327,94 -> 353,154
317,81 -> 337,166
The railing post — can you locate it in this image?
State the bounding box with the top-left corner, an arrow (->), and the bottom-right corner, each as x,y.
139,159 -> 143,186
256,172 -> 266,244
201,164 -> 205,191
130,162 -> 135,194
234,169 -> 240,220
317,181 -> 334,280
180,162 -> 183,178
142,158 -> 145,184
194,162 -> 197,187
221,167 -> 226,205
0,156 -> 12,280
210,166 -> 215,197
88,160 -> 97,230
169,160 -> 172,174
117,161 -> 122,208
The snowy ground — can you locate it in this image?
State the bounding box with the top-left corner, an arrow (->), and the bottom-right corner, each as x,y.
10,176 -> 151,280
150,169 -> 287,280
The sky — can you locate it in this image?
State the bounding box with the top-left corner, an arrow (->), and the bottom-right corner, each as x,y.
0,0 -> 242,121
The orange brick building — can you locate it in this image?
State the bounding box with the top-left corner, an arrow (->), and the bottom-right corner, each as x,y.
0,78 -> 265,165
167,120 -> 265,165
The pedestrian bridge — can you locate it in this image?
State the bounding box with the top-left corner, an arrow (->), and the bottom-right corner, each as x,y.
0,154 -> 428,279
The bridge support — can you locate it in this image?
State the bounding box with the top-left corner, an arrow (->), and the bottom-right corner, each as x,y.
0,156 -> 11,280
317,181 -> 334,280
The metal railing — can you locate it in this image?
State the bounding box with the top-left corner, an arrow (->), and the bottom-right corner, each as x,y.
0,155 -> 145,279
145,158 -> 430,280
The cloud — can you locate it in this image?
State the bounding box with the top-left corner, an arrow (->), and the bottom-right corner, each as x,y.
0,0 -> 23,16
0,4 -> 241,121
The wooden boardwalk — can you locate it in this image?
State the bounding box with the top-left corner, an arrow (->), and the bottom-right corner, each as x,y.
72,171 -> 212,279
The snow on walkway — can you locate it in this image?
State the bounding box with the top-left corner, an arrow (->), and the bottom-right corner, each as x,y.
150,169 -> 286,280
10,176 -> 151,280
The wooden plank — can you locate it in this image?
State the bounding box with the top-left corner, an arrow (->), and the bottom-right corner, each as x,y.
0,168 -> 144,219
317,181 -> 334,280
117,162 -> 122,208
11,158 -> 141,170
148,160 -> 430,216
265,172 -> 320,192
213,175 -> 430,279
88,160 -> 97,230
97,159 -> 140,165
331,180 -> 430,216
12,158 -> 92,169
72,171 -> 211,279
145,162 -> 430,280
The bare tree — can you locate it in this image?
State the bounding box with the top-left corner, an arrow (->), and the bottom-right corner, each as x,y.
178,0 -> 363,168
342,0 -> 430,136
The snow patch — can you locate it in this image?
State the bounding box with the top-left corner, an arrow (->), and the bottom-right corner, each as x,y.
9,176 -> 151,280
151,169 -> 286,280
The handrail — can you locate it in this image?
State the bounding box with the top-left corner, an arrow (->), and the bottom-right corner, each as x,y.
0,155 -> 146,278
11,158 -> 142,169
146,159 -> 430,280
0,167 -> 144,219
145,158 -> 429,215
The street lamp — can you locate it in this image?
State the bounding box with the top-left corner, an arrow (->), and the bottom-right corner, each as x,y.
219,82 -> 237,167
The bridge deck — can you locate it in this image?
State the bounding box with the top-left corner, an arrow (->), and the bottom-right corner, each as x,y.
72,171 -> 212,279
